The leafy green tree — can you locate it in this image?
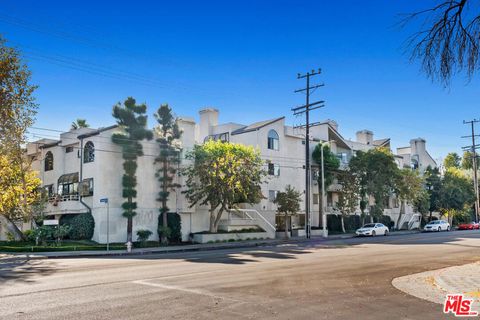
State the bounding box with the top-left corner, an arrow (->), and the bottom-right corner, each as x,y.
335,169 -> 360,233
395,168 -> 424,229
438,168 -> 475,225
112,97 -> 153,242
312,144 -> 340,227
461,150 -> 474,170
424,166 -> 442,221
274,185 -> 302,239
413,189 -> 431,220
71,119 -> 89,130
183,140 -> 266,233
0,154 -> 41,240
154,104 -> 182,245
349,148 -> 399,221
443,152 -> 461,169
0,36 -> 38,157
0,36 -> 39,240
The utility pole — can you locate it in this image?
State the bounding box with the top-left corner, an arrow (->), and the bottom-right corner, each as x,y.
462,119 -> 480,223
292,69 -> 325,239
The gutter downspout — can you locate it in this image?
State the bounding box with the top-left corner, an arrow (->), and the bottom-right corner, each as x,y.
79,138 -> 92,214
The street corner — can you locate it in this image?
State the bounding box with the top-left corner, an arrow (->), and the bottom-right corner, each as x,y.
392,261 -> 480,315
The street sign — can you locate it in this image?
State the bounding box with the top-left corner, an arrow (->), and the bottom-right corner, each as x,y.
43,219 -> 59,226
100,198 -> 109,204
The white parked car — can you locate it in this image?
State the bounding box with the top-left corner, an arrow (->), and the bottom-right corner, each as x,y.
355,223 -> 389,237
424,220 -> 450,232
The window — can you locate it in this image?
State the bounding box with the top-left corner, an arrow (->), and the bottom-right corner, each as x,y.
44,184 -> 54,197
66,146 -> 74,153
327,192 -> 333,207
313,194 -> 319,205
269,190 -> 278,202
83,141 -> 95,163
57,173 -> 79,196
267,129 -> 279,151
268,163 -> 280,176
336,153 -> 348,164
44,151 -> 54,171
80,178 -> 94,196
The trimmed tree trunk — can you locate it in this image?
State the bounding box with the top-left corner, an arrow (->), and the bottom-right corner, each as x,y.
0,215 -> 26,240
127,217 -> 133,243
396,200 -> 406,230
160,160 -> 169,245
285,214 -> 290,239
209,206 -> 225,233
340,215 -> 346,233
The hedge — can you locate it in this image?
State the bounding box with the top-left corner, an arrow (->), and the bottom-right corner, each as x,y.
61,213 -> 95,240
158,212 -> 182,243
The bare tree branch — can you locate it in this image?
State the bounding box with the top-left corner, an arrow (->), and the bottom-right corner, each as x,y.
401,0 -> 480,86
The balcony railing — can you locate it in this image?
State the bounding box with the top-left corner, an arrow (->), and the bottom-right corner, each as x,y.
48,194 -> 79,204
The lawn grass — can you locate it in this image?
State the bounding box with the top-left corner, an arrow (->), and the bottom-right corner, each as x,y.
0,240 -> 162,253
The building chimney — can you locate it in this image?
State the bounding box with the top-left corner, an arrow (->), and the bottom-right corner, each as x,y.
356,130 -> 374,145
410,138 -> 426,155
199,108 -> 219,141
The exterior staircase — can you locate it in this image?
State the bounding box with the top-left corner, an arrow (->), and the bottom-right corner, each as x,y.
398,213 -> 422,230
219,208 -> 276,239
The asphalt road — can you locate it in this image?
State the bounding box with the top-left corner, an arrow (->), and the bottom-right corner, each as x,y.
1,230 -> 480,320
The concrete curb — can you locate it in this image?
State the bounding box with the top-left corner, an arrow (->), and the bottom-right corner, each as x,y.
3,229 -> 422,260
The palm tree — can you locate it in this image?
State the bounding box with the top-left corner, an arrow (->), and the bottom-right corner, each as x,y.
71,119 -> 89,130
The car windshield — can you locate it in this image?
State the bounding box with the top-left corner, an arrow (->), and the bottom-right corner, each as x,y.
363,224 -> 375,228
429,221 -> 440,224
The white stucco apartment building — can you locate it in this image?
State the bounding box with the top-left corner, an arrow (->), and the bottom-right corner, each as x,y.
9,108 -> 437,242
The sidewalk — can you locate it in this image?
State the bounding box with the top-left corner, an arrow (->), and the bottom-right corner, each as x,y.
2,229 -> 421,260
393,262 -> 480,310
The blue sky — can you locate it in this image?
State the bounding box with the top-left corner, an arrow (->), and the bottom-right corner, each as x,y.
1,1 -> 478,159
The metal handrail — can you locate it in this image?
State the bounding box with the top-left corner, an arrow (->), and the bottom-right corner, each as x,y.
230,208 -> 276,233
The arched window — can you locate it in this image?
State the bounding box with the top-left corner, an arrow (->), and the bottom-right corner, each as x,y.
44,151 -> 54,171
83,141 -> 95,163
267,129 -> 279,151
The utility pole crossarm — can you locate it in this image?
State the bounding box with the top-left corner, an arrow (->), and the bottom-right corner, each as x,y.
292,68 -> 325,239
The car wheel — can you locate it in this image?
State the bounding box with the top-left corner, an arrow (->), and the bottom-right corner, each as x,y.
437,227 -> 441,232
372,230 -> 376,237
384,230 -> 388,236
447,226 -> 450,231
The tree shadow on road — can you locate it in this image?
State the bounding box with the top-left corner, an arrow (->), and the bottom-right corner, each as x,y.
0,257 -> 57,286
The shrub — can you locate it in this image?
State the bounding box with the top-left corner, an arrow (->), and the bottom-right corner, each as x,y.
344,215 -> 361,231
374,215 -> 392,227
136,229 -> 153,243
32,225 -> 54,245
23,229 -> 35,242
158,212 -> 182,243
68,213 -> 95,240
53,225 -> 71,244
327,214 -> 342,232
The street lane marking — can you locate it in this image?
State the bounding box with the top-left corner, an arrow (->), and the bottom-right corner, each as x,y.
131,279 -> 244,303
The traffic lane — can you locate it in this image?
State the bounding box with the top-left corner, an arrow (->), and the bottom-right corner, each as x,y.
2,232 -> 480,319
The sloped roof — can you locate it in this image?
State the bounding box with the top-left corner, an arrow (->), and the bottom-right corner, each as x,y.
373,138 -> 390,147
231,117 -> 284,135
77,125 -> 118,139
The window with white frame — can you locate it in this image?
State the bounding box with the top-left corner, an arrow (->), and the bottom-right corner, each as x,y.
83,141 -> 95,163
44,151 -> 54,171
268,163 -> 280,176
268,190 -> 278,202
267,129 -> 279,151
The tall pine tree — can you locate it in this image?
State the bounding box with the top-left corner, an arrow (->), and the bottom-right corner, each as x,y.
154,104 -> 182,245
112,97 -> 153,243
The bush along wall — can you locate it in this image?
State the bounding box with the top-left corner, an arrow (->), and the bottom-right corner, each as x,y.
158,212 -> 182,244
64,213 -> 95,240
